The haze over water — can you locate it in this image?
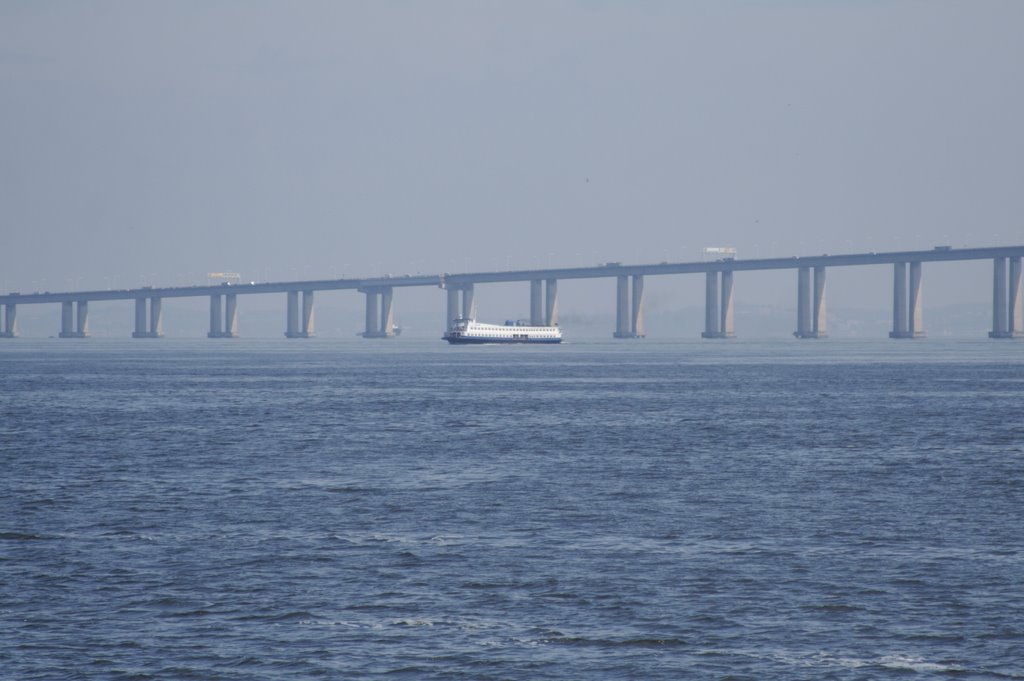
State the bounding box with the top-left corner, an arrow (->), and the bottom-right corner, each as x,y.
3,338 -> 1023,679
3,3 -> 1023,310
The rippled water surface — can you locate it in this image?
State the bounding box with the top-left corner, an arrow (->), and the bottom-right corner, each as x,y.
3,338 -> 1023,679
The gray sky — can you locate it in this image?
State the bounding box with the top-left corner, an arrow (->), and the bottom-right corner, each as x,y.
2,1 -> 1022,313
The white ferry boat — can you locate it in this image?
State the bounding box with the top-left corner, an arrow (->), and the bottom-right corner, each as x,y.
443,318 -> 563,344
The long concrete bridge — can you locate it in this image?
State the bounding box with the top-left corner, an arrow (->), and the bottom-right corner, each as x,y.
1,245 -> 1022,340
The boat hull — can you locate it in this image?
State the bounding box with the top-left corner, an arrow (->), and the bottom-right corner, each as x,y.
443,336 -> 562,344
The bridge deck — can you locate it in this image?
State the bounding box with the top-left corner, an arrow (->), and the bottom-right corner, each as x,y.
2,245 -> 1023,305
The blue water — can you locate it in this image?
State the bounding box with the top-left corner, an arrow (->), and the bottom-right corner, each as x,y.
2,339 -> 1023,679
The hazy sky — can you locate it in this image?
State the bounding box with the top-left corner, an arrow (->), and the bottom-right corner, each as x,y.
2,1 -> 1022,310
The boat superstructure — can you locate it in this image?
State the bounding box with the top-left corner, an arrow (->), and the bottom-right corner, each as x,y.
443,318 -> 562,344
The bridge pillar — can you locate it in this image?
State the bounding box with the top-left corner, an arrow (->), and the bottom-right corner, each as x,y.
208,294 -> 238,337
702,271 -> 734,338
446,287 -> 459,331
702,272 -> 720,338
224,294 -> 238,337
796,266 -> 827,338
151,298 -> 163,337
530,279 -> 543,326
1009,256 -> 1023,338
133,297 -> 163,338
994,256 -> 1008,336
720,271 -> 735,338
990,257 -> 1011,338
441,284 -> 478,330
890,262 -> 908,337
59,301 -> 73,337
812,266 -> 827,338
149,296 -> 162,337
461,284 -> 476,321
631,275 -> 646,338
890,261 -> 925,338
360,287 -> 395,338
545,279 -> 559,326
285,291 -> 299,337
794,267 -> 812,338
890,263 -> 909,338
285,290 -> 315,338
133,298 -> 147,337
908,261 -> 924,337
614,275 -> 631,337
208,295 -> 222,337
441,283 -> 479,332
612,275 -> 645,338
0,303 -> 17,338
364,289 -> 380,337
302,291 -> 315,338
76,301 -> 89,337
515,279 -> 560,326
59,301 -> 89,338
380,287 -> 395,337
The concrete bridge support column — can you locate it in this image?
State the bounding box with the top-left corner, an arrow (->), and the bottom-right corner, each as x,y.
59,301 -> 89,338
224,294 -> 238,338
812,266 -> 827,338
530,279 -> 543,326
364,290 -> 379,337
60,301 -> 74,337
361,287 -> 395,338
889,261 -> 924,339
990,257 -> 1010,338
76,301 -> 89,337
720,271 -> 735,338
614,275 -> 631,338
133,297 -> 163,338
208,295 -> 223,337
1009,257 -> 1023,338
380,287 -> 395,337
794,267 -> 812,338
890,263 -> 910,338
1,303 -> 17,338
150,298 -> 163,337
631,275 -> 646,338
133,298 -> 148,337
462,284 -> 476,321
446,287 -> 459,331
285,291 -> 315,338
545,279 -> 558,326
908,261 -> 925,338
285,291 -> 299,337
702,271 -> 721,338
301,291 -> 315,338
797,266 -> 827,338
611,275 -> 644,338
441,283 -> 480,333
208,294 -> 238,337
